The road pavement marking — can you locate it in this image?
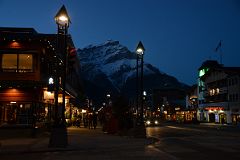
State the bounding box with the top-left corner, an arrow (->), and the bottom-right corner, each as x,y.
165,126 -> 205,132
146,145 -> 179,160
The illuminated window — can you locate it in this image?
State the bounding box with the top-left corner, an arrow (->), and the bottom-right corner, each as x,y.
18,54 -> 33,72
209,88 -> 219,96
209,90 -> 213,96
2,54 -> 17,71
1,54 -> 33,72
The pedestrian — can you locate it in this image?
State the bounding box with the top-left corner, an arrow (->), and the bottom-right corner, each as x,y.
93,113 -> 98,129
88,113 -> 93,129
221,117 -> 224,125
76,118 -> 80,127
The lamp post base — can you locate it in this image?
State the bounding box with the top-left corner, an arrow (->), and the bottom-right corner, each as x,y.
49,123 -> 68,148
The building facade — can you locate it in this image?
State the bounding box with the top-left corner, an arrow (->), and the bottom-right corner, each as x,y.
0,27 -> 82,127
197,60 -> 240,124
184,85 -> 198,123
152,88 -> 186,121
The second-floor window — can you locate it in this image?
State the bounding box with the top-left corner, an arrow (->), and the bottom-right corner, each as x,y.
1,54 -> 33,72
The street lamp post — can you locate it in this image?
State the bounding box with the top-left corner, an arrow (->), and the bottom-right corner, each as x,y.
49,5 -> 70,148
106,93 -> 111,107
136,41 -> 145,125
134,41 -> 146,138
136,49 -> 139,118
55,5 -> 70,124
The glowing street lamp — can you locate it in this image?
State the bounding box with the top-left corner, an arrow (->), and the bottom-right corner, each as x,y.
136,42 -> 145,118
136,41 -> 145,55
136,41 -> 145,126
106,93 -> 111,107
134,41 -> 146,138
55,5 -> 71,123
49,5 -> 70,148
55,5 -> 71,28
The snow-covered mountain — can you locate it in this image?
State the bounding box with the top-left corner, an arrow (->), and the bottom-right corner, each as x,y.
77,40 -> 188,102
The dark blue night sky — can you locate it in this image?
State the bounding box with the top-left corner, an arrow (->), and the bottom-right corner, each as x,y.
1,0 -> 240,85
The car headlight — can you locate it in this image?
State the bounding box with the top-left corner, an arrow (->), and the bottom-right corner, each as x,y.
146,120 -> 151,125
154,120 -> 158,125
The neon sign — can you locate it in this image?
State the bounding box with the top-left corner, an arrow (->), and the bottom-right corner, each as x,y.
204,107 -> 224,111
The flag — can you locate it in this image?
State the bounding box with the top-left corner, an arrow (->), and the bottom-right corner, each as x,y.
215,40 -> 222,52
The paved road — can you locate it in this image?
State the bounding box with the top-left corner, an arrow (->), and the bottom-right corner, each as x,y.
1,124 -> 240,160
146,123 -> 240,160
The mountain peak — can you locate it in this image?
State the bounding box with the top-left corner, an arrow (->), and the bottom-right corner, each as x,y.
77,40 -> 188,101
103,40 -> 119,46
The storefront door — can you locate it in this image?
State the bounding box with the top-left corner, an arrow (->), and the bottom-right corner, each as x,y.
219,114 -> 226,124
209,113 -> 215,122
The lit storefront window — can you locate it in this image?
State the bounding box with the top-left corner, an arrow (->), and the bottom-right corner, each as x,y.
1,54 -> 33,72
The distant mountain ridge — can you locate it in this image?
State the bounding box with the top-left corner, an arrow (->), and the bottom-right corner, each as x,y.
77,40 -> 188,103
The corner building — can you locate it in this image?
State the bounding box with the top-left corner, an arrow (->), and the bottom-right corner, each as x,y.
0,27 -> 82,127
197,60 -> 240,124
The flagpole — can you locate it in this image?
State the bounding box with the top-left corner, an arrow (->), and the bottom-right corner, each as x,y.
215,40 -> 223,65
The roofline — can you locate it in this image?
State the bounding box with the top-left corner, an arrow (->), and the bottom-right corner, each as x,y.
0,27 -> 38,34
0,27 -> 75,48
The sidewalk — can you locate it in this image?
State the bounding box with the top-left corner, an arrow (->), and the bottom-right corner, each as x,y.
0,126 -> 177,160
